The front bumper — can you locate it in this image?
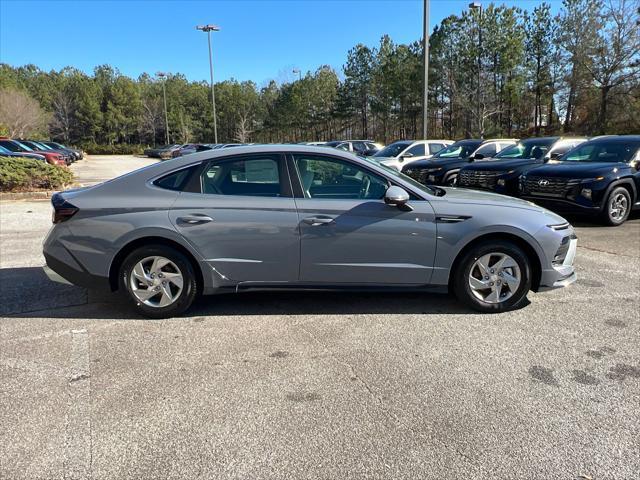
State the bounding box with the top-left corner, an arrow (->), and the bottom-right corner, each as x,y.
519,195 -> 601,214
538,236 -> 578,291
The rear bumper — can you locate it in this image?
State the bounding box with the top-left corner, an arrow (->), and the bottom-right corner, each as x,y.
44,251 -> 110,290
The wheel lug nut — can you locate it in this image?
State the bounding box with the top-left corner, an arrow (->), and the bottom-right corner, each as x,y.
484,276 -> 489,280
162,281 -> 167,286
489,282 -> 494,286
490,269 -> 495,274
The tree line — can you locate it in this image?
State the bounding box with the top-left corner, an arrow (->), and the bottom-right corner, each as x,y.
0,0 -> 638,148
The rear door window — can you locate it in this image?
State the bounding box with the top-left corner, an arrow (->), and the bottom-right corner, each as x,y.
476,143 -> 497,157
406,144 -> 426,156
201,155 -> 283,197
429,143 -> 444,155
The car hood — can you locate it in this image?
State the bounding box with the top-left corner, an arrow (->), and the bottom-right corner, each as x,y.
411,157 -> 469,169
438,186 -> 562,216
526,161 -> 628,179
371,156 -> 396,163
465,158 -> 545,171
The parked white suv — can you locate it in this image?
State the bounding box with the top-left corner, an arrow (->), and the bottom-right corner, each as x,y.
371,139 -> 454,170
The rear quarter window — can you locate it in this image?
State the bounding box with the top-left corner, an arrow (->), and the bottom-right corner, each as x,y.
154,165 -> 199,191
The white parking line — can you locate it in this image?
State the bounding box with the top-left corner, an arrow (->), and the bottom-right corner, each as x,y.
65,329 -> 92,480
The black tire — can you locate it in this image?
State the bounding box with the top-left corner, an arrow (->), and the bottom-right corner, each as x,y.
452,240 -> 532,313
601,186 -> 631,226
119,245 -> 198,318
444,172 -> 459,186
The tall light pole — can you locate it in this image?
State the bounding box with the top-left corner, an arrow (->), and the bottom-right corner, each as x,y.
157,72 -> 170,145
196,24 -> 220,144
469,2 -> 482,138
422,0 -> 430,139
293,68 -> 302,81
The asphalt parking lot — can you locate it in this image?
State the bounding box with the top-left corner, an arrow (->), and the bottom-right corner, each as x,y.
1,155 -> 639,479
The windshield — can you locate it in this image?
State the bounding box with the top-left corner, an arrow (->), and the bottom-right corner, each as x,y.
361,156 -> 438,196
373,142 -> 410,158
433,142 -> 479,159
14,141 -> 33,151
495,139 -> 555,159
0,145 -> 11,154
561,141 -> 640,163
34,142 -> 52,150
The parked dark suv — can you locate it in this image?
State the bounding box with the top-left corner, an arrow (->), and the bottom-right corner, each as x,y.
519,135 -> 640,225
402,138 -> 516,186
458,137 -> 586,196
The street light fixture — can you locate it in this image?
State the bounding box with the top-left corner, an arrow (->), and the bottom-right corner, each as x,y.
422,0 -> 430,139
293,68 -> 302,81
157,72 -> 170,145
196,24 -> 220,144
469,2 -> 482,138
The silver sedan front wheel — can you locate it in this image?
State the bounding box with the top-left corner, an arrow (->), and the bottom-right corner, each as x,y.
129,256 -> 184,308
468,253 -> 521,304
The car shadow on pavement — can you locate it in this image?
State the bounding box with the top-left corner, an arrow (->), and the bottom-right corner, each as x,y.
565,210 -> 640,228
1,266 -> 475,319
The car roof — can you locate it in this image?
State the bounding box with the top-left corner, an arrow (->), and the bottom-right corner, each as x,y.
518,136 -> 560,144
587,135 -> 640,142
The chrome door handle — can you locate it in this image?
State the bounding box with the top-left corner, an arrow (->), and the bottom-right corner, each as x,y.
178,214 -> 214,225
303,216 -> 335,226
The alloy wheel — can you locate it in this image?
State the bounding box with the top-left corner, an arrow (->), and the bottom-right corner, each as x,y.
609,193 -> 628,221
468,252 -> 521,304
129,256 -> 184,307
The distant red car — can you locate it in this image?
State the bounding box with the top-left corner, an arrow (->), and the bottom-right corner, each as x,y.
0,138 -> 67,166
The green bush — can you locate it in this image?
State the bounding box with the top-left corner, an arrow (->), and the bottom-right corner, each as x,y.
0,157 -> 75,192
78,143 -> 147,155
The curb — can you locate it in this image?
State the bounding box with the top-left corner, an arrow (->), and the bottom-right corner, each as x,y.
0,191 -> 56,201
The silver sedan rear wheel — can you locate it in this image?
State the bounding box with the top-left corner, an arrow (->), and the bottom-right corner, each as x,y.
468,252 -> 521,304
129,256 -> 184,308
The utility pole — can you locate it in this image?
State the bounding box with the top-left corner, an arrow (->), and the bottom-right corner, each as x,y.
422,0 -> 429,139
196,24 -> 220,144
157,72 -> 169,145
293,68 -> 302,81
469,2 -> 482,138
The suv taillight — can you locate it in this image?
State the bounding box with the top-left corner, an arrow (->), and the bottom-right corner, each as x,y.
51,193 -> 78,223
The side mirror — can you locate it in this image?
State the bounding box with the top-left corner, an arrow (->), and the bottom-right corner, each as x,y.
399,152 -> 414,163
549,152 -> 562,160
384,186 -> 412,211
472,152 -> 485,160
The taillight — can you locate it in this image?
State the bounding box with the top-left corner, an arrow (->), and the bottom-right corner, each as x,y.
51,193 -> 78,223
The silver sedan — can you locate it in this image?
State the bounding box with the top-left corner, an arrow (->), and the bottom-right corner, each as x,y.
43,145 -> 577,318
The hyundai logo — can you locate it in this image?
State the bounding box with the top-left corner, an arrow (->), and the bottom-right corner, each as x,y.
538,179 -> 550,186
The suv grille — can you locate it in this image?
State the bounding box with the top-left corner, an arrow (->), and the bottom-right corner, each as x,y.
458,170 -> 501,189
404,168 -> 429,184
521,176 -> 579,197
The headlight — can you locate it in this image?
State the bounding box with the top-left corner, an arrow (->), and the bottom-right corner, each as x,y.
497,179 -> 506,186
427,167 -> 442,173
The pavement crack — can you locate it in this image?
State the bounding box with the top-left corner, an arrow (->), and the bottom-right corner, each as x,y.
64,328 -> 93,480
578,245 -> 637,258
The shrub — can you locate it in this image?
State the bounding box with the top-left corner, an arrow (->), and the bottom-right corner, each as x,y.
78,143 -> 147,155
0,156 -> 75,192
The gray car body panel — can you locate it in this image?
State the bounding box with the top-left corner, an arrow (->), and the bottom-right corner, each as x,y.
43,145 -> 576,295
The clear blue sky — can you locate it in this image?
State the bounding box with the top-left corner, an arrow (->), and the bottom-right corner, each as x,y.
0,0 -> 560,86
